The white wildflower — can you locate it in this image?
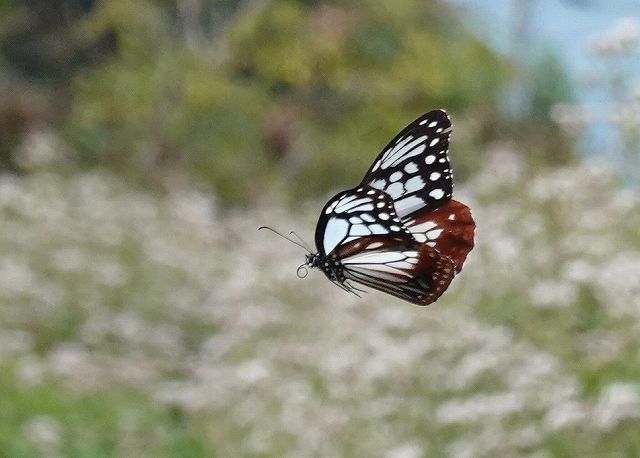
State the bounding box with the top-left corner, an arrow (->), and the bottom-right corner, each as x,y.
528,280 -> 577,308
13,129 -> 69,170
384,441 -> 424,458
544,401 -> 589,431
436,393 -> 524,424
592,382 -> 640,430
22,416 -> 62,457
588,18 -> 639,56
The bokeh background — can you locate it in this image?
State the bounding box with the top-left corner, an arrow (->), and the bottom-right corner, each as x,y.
1,0 -> 639,456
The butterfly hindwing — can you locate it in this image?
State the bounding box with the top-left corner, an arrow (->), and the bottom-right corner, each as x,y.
314,188 -> 461,305
340,241 -> 456,305
404,199 -> 475,273
361,109 -> 453,220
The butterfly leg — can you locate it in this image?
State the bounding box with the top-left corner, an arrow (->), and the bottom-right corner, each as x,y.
331,279 -> 362,297
345,280 -> 367,294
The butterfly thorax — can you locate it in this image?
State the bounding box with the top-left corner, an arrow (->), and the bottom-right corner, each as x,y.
306,252 -> 345,283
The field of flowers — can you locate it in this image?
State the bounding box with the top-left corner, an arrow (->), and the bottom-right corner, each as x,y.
1,137 -> 639,457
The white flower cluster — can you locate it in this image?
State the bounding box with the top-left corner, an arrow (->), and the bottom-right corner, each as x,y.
587,18 -> 639,57
1,147 -> 640,455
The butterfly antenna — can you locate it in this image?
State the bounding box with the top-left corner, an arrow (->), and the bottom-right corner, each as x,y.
289,231 -> 312,252
296,263 -> 309,278
258,226 -> 310,252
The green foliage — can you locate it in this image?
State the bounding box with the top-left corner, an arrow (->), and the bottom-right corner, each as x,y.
63,0 -> 508,203
0,1 -> 579,204
0,372 -> 213,457
528,50 -> 575,119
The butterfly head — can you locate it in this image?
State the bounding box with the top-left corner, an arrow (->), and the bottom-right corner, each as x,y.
258,226 -> 322,279
305,252 -> 320,268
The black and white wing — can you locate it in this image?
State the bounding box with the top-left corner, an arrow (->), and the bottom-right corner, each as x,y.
314,186 -> 412,258
361,109 -> 453,220
314,186 -> 456,305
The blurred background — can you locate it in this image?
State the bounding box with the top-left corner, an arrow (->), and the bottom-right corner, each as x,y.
0,0 -> 639,456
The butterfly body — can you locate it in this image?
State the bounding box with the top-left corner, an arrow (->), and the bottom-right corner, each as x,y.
267,109 -> 475,306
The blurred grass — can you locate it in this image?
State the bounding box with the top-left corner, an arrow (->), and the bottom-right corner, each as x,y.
1,372 -> 213,457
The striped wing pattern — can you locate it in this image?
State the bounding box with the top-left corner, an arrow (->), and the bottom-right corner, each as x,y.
362,109 -> 453,220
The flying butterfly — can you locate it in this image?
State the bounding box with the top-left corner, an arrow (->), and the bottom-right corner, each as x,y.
260,109 -> 475,305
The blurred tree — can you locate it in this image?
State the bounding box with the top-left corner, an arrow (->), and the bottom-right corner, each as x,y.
507,0 -> 589,115
226,0 -> 506,199
0,0 -> 114,165
1,0 -> 574,203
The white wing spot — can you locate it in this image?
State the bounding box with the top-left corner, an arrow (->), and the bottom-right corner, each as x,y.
404,162 -> 418,173
390,171 -> 403,182
428,121 -> 437,127
343,251 -> 408,264
412,220 -> 436,232
371,179 -> 386,189
405,176 -> 424,193
351,224 -> 372,236
429,189 -> 445,199
323,217 -> 349,254
430,138 -> 440,147
427,228 -> 443,240
367,189 -> 376,195
414,233 -> 427,242
376,202 -> 385,208
394,195 -> 424,215
378,212 -> 390,220
390,225 -> 401,231
425,155 -> 436,164
369,224 -> 388,234
419,119 -> 427,125
430,172 -> 441,181
386,182 -> 404,199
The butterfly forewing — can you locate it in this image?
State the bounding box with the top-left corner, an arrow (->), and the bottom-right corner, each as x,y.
361,109 -> 453,220
315,186 -> 412,257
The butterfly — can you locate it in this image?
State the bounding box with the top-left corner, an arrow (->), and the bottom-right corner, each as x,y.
260,109 -> 475,305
